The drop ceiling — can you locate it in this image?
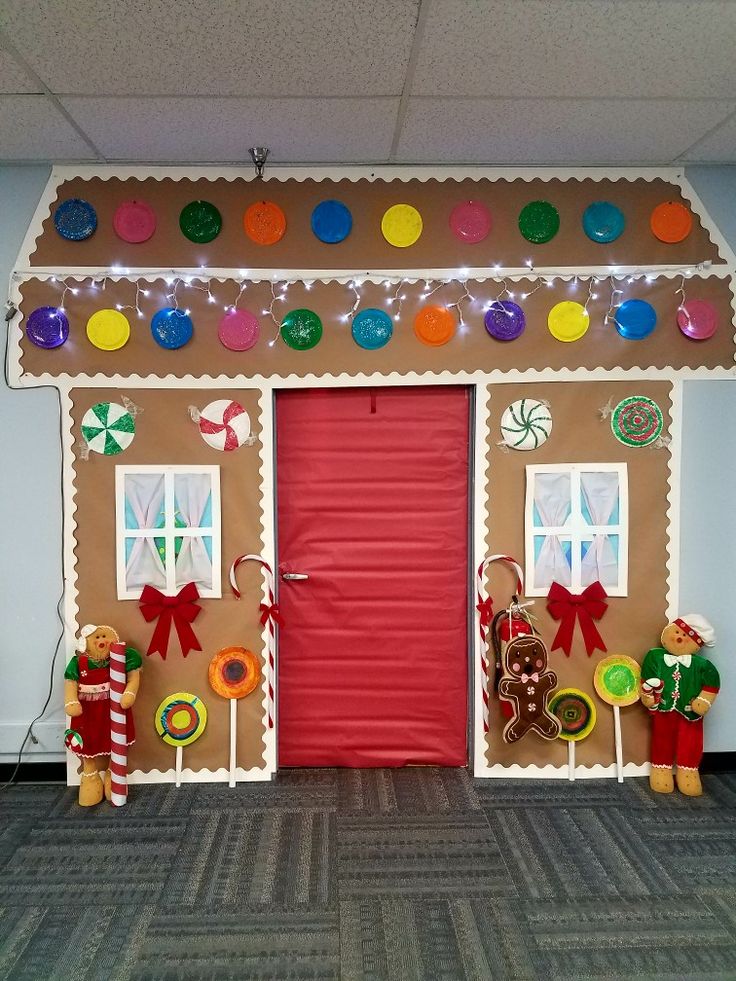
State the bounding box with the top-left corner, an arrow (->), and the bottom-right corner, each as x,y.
0,0 -> 735,166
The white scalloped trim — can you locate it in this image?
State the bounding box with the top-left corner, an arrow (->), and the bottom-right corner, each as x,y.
66,764 -> 272,786
666,382 -> 683,621
472,385 -> 492,774
474,761 -> 650,779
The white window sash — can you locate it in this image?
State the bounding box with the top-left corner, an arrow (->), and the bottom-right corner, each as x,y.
115,464 -> 222,601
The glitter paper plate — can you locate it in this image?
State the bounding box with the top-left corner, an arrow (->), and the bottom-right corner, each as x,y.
610,396 -> 663,447
614,299 -> 656,340
151,308 -> 194,349
26,306 -> 69,349
218,308 -> 260,351
547,301 -> 590,342
54,198 -> 97,241
113,199 -> 157,243
351,308 -> 393,350
86,309 -> 130,351
81,401 -> 136,455
650,201 -> 692,243
197,399 -> 252,451
518,200 -> 559,244
484,300 -> 525,341
449,200 -> 492,244
381,204 -> 423,248
594,654 -> 641,707
582,201 -> 625,244
414,305 -> 455,346
244,200 -> 286,245
500,398 -> 552,451
677,299 -> 718,341
311,200 -> 352,244
281,308 -> 323,350
549,688 -> 597,742
208,647 -> 262,700
155,692 -> 207,747
179,200 -> 222,243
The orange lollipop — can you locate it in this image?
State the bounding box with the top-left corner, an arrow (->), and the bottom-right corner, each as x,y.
414,305 -> 456,347
244,200 -> 287,245
208,646 -> 261,700
650,201 -> 692,243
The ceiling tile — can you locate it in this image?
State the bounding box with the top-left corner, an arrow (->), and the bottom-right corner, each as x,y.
679,111 -> 736,161
0,47 -> 41,93
412,0 -> 736,99
0,96 -> 97,159
1,0 -> 419,97
60,96 -> 400,162
396,98 -> 736,164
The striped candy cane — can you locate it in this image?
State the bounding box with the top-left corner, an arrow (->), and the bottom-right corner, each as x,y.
109,641 -> 128,806
476,554 -> 524,732
229,554 -> 278,729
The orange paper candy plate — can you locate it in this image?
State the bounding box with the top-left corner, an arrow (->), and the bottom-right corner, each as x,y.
414,305 -> 456,346
208,646 -> 262,700
650,201 -> 692,243
244,200 -> 287,245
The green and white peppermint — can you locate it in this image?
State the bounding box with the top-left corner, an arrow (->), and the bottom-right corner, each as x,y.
500,398 -> 552,451
81,401 -> 136,455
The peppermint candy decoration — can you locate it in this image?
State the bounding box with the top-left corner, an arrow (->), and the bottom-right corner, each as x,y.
192,399 -> 255,452
64,728 -> 83,754
500,398 -> 552,451
611,396 -> 663,448
81,401 -> 136,455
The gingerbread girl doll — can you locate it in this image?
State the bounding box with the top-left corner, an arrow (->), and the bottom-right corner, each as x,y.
64,624 -> 142,806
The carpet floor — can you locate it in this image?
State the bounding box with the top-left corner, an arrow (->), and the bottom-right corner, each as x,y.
0,769 -> 735,980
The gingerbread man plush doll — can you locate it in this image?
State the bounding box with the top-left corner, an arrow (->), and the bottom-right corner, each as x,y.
498,634 -> 561,743
64,624 -> 142,807
641,614 -> 719,797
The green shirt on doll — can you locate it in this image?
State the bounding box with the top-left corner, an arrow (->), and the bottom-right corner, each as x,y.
641,646 -> 720,721
64,646 -> 142,680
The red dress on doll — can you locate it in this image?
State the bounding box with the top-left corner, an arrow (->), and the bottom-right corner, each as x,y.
74,655 -> 136,758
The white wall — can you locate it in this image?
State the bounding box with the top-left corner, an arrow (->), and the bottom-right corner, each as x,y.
1,165 -> 734,762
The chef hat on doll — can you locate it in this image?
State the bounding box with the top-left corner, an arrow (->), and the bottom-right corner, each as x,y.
76,624 -> 97,653
675,614 -> 716,648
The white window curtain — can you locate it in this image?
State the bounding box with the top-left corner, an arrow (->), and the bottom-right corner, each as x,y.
125,473 -> 166,590
533,472 -> 572,589
174,473 -> 213,590
580,471 -> 620,587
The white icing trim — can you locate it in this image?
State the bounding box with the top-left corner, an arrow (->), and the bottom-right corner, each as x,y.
473,761 -> 651,779
472,385 -> 492,776
256,386 -> 276,776
66,764 -> 272,786
666,381 -> 683,620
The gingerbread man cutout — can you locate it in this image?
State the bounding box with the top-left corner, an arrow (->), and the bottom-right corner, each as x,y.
498,634 -> 561,743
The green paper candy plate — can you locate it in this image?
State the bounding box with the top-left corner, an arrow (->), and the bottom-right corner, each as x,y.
519,200 -> 560,244
179,200 -> 222,243
594,654 -> 641,707
281,309 -> 323,350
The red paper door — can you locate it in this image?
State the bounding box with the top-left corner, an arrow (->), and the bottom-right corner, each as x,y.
276,386 -> 470,767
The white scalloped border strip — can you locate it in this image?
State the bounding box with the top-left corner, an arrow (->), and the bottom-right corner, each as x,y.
66,765 -> 272,786
15,164 -> 733,275
479,762 -> 650,779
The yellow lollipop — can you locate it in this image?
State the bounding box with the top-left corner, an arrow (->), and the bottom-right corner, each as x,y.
86,309 -> 131,351
381,204 -> 423,248
547,301 -> 590,342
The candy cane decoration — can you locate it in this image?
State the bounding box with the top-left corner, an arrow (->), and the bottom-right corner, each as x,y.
229,553 -> 278,729
109,640 -> 128,806
476,554 -> 524,732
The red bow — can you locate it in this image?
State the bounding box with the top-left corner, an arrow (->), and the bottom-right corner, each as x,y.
546,581 -> 608,657
476,595 -> 494,629
139,582 -> 203,659
259,602 -> 283,627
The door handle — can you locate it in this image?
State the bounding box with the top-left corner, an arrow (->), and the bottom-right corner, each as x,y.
281,572 -> 309,581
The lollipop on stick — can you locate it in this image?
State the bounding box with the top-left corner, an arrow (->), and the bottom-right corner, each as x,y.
155,692 -> 207,787
208,647 -> 262,787
593,654 -> 641,783
549,688 -> 597,782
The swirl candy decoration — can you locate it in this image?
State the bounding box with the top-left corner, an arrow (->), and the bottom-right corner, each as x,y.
155,691 -> 208,787
610,396 -> 663,448
594,653 -> 641,783
209,646 -> 262,788
549,687 -> 597,782
500,398 -> 552,451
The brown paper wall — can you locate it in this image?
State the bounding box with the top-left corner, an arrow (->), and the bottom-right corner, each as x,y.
18,273 -> 735,380
69,387 -> 267,774
483,380 -> 672,769
29,176 -> 722,270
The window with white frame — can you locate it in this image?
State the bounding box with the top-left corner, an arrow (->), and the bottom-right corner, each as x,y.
115,465 -> 221,600
524,463 -> 628,597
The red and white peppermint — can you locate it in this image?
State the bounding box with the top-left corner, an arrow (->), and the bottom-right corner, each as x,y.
196,399 -> 254,452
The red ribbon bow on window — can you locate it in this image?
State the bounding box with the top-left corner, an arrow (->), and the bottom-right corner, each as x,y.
546,581 -> 608,657
139,582 -> 203,659
259,602 -> 283,627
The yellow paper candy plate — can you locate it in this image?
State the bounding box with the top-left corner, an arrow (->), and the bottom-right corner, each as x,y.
381,204 -> 423,248
594,654 -> 641,707
547,301 -> 590,342
86,309 -> 131,351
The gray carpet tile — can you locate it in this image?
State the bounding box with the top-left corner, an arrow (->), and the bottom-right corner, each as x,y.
192,769 -> 338,812
337,767 -> 481,816
338,813 -> 515,899
48,783 -> 200,819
